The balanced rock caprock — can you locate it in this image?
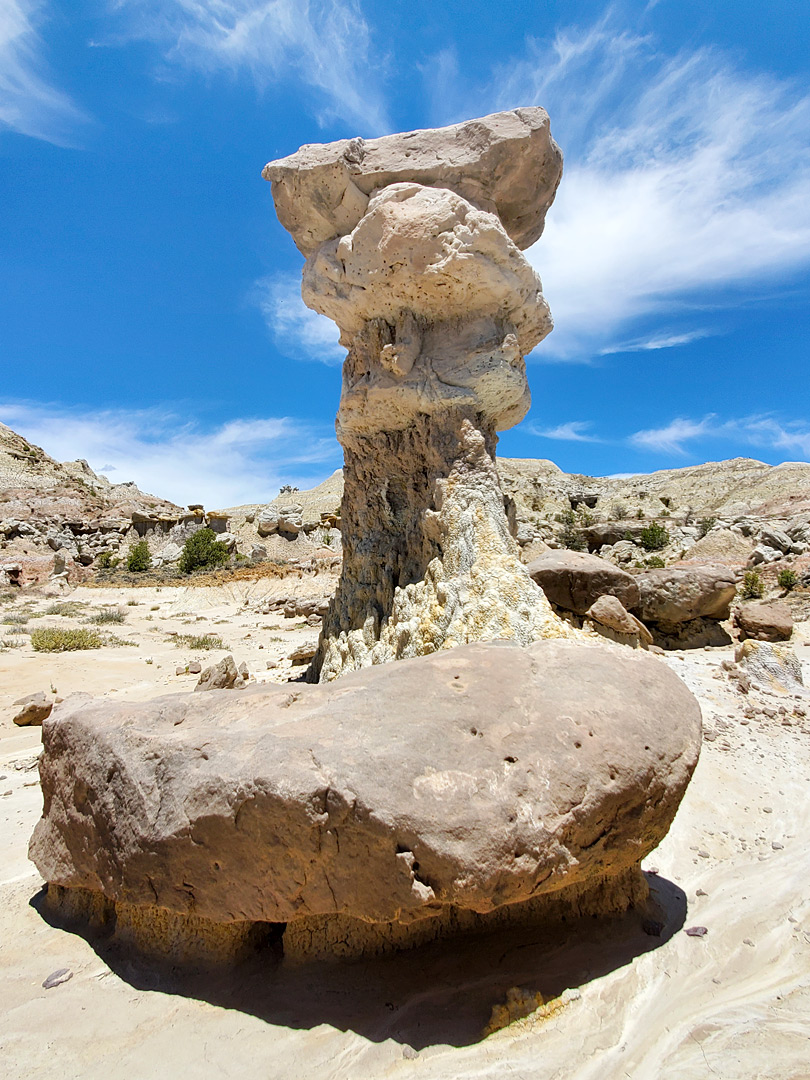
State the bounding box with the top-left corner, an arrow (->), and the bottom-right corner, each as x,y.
265,109 -> 570,681
30,639 -> 701,964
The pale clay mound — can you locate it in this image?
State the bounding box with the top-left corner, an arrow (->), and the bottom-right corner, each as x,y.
1,586 -> 809,1079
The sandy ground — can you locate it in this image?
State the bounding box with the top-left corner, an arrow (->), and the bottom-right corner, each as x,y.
1,582 -> 809,1080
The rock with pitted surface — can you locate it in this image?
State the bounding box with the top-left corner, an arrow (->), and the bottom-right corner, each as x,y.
30,638 -> 701,960
634,566 -> 737,624
265,111 -> 570,681
262,108 -> 562,257
528,550 -> 639,615
734,601 -> 793,642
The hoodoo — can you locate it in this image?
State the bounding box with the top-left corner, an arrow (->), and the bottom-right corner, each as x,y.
264,110 -> 571,681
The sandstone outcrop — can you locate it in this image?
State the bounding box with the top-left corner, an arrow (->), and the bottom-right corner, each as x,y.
528,550 -> 639,614
265,110 -> 570,681
634,566 -> 737,623
734,601 -> 793,642
30,639 -> 701,961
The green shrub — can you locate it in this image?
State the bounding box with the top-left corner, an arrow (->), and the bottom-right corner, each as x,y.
646,555 -> 666,568
44,601 -> 86,617
97,551 -> 120,569
90,608 -> 125,624
741,570 -> 764,599
698,517 -> 717,539
126,540 -> 152,572
778,568 -> 798,591
173,633 -> 225,650
636,508 -> 645,519
31,627 -> 103,652
178,528 -> 230,574
557,509 -> 586,551
639,522 -> 670,551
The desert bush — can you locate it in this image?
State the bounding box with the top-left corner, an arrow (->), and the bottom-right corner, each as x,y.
778,568 -> 798,591
126,540 -> 152,572
557,510 -> 586,551
609,503 -> 626,521
44,601 -> 86,617
90,608 -> 125,624
646,555 -> 666,568
96,551 -> 120,569
31,627 -> 103,652
0,637 -> 25,649
2,613 -> 28,625
698,517 -> 717,539
639,522 -> 670,551
172,633 -> 225,650
741,570 -> 764,599
636,508 -> 645,519
178,528 -> 230,574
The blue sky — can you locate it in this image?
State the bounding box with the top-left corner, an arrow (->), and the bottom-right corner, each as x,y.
1,0 -> 809,506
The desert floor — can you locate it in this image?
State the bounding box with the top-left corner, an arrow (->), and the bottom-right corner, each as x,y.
2,582 -> 809,1080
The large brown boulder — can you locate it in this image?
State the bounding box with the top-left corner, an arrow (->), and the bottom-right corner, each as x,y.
734,601 -> 793,642
634,566 -> 737,624
527,550 -> 639,614
30,639 -> 700,941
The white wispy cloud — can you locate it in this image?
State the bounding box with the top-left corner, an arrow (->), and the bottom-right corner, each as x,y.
630,413 -> 810,458
630,415 -> 718,454
598,329 -> 713,355
0,0 -> 89,143
253,274 -> 344,365
529,420 -> 602,443
109,0 -> 389,131
435,10 -> 810,360
0,401 -> 340,506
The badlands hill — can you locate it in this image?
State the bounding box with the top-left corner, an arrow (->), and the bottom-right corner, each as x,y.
1,418 -> 809,581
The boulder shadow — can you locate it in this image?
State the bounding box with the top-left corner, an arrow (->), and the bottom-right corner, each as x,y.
31,872 -> 686,1051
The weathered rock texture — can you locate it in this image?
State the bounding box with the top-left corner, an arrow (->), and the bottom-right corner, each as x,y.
265,110 -> 568,680
30,639 -> 701,962
528,550 -> 639,614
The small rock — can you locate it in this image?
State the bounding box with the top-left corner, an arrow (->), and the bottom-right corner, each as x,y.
188,661 -> 202,674
696,889 -> 708,897
762,807 -> 773,813
12,692 -> 53,727
175,666 -> 186,676
685,926 -> 708,937
266,660 -> 279,670
772,841 -> 784,850
288,641 -> 318,664
195,655 -> 240,692
642,918 -> 663,937
743,938 -> 755,947
42,968 -> 73,989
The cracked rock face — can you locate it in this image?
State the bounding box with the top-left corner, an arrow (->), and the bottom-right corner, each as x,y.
265,109 -> 568,681
30,640 -> 701,941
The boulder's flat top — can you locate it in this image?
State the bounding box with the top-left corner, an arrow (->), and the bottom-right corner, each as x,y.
263,107 -> 562,256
